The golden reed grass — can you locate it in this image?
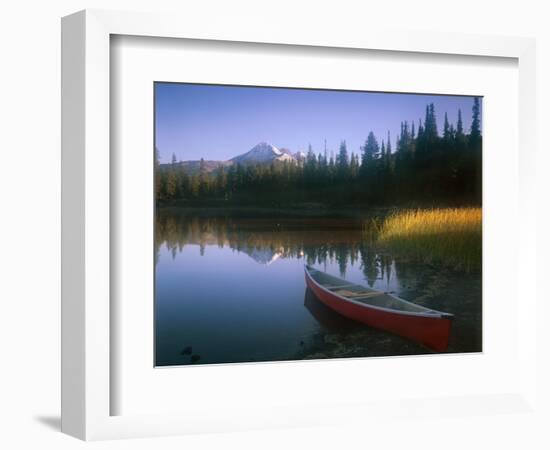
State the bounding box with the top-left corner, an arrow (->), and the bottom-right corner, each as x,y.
376,208 -> 482,271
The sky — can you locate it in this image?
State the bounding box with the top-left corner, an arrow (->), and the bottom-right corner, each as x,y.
155,83 -> 482,163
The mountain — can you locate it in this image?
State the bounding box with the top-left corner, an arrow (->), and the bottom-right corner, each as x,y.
239,246 -> 284,265
230,142 -> 294,165
279,147 -> 294,157
159,142 -> 302,173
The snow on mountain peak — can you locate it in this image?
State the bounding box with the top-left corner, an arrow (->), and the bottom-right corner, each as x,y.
231,142 -> 293,164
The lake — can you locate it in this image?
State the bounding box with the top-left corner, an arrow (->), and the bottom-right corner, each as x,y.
155,209 -> 482,366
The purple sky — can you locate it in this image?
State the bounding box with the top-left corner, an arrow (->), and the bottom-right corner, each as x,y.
155,83 -> 481,163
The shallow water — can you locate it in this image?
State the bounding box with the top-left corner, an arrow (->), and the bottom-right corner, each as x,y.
155,211 -> 482,366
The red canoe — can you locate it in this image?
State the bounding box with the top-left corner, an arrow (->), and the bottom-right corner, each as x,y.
304,265 -> 453,352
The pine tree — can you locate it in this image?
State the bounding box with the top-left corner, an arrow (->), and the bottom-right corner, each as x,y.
469,97 -> 482,202
306,143 -> 317,171
337,140 -> 349,172
307,143 -> 314,158
328,152 -> 335,181
362,132 -> 379,166
166,170 -> 178,198
471,98 -> 481,137
455,108 -> 466,151
189,175 -> 200,197
198,158 -> 208,196
350,152 -> 359,178
398,122 -> 411,154
443,112 -> 451,141
469,97 -> 481,150
430,104 -> 438,137
417,118 -> 424,140
164,152 -> 178,199
216,165 -> 227,197
423,105 -> 430,137
456,109 -> 464,138
155,147 -> 161,200
397,123 -> 404,153
424,103 -> 438,142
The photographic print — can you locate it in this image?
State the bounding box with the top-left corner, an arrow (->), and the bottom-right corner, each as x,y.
154,83 -> 482,367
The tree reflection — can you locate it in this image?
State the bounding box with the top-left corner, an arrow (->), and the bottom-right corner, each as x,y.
155,211 -> 397,284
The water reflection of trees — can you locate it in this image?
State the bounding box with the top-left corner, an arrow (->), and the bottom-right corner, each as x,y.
156,212 -> 394,286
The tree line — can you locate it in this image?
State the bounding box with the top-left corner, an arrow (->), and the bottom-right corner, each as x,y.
156,98 -> 482,207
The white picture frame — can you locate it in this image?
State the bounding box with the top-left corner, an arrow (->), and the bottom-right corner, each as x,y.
61,9 -> 538,441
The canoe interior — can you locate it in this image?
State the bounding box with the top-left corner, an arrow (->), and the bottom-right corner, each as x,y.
305,266 -> 439,315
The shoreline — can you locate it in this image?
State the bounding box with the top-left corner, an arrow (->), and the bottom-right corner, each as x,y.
156,202 -> 481,218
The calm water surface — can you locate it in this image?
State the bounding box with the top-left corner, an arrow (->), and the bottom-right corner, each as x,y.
155,210 -> 482,366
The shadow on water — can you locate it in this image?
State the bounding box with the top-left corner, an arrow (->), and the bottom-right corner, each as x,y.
303,287 -> 359,333
154,210 -> 482,366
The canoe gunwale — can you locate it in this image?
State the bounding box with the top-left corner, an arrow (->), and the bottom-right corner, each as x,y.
304,266 -> 454,320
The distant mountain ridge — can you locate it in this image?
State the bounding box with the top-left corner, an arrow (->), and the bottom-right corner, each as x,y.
231,142 -> 294,165
160,141 -> 305,173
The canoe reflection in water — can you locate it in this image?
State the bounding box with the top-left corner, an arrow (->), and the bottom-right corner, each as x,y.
303,288 -> 359,333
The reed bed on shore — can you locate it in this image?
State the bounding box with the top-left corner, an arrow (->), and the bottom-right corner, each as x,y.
376,208 -> 482,271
